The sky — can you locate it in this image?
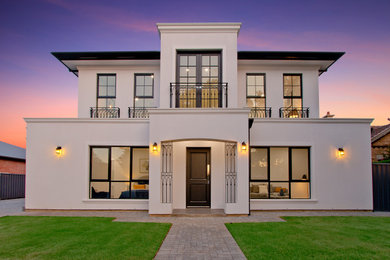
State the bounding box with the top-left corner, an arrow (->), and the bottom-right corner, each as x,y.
0,0 -> 389,148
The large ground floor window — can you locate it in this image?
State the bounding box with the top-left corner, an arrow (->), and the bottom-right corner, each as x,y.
90,146 -> 149,199
250,147 -> 310,199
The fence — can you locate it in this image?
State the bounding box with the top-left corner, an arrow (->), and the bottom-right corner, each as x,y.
0,173 -> 25,200
372,163 -> 390,211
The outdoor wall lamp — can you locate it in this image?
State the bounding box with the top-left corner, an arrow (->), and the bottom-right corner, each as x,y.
241,142 -> 247,151
152,142 -> 158,152
55,146 -> 63,157
338,148 -> 345,158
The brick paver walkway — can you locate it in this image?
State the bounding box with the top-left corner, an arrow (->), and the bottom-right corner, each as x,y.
2,199 -> 390,259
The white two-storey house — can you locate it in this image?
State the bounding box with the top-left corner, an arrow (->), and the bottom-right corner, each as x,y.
25,23 -> 373,214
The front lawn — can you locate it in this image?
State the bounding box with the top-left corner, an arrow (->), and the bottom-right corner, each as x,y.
226,217 -> 390,259
0,216 -> 171,259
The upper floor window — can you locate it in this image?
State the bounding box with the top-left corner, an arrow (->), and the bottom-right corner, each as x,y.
283,74 -> 302,108
97,74 -> 116,107
246,74 -> 265,108
175,52 -> 223,108
134,74 -> 154,108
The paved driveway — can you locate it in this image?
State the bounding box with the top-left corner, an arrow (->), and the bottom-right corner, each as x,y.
2,202 -> 390,259
0,198 -> 25,217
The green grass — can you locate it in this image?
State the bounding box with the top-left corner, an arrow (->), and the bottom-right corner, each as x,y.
0,216 -> 171,260
226,217 -> 390,260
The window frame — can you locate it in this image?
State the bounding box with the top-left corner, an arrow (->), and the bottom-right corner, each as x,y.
250,146 -> 311,199
246,73 -> 266,108
89,145 -> 149,199
97,74 -> 116,107
283,73 -> 303,108
133,73 -> 154,108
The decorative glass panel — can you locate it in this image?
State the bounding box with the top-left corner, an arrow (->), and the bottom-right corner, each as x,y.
111,147 -> 130,181
270,148 -> 288,181
91,148 -> 109,180
291,148 -> 309,180
111,182 -> 130,199
251,148 -> 268,180
291,182 -> 310,198
270,182 -> 289,199
132,148 -> 149,180
90,182 -> 109,198
250,182 -> 269,199
131,181 -> 149,199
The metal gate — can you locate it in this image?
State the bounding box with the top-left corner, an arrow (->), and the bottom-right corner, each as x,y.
373,164 -> 390,211
0,173 -> 25,200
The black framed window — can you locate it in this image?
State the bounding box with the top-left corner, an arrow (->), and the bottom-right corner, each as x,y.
97,74 -> 116,107
250,147 -> 310,199
283,74 -> 302,108
134,74 -> 154,108
90,146 -> 149,199
246,74 -> 266,108
176,52 -> 222,108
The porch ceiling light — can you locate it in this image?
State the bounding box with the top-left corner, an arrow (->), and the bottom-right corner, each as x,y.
153,142 -> 158,152
338,148 -> 345,158
241,142 -> 247,151
55,146 -> 63,156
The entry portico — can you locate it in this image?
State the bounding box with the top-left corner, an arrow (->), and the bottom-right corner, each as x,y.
148,108 -> 250,215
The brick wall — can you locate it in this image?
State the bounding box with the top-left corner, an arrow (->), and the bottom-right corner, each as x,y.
0,158 -> 26,174
372,133 -> 390,162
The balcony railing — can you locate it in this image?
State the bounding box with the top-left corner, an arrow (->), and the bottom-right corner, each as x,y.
170,83 -> 228,108
90,107 -> 120,118
249,107 -> 272,118
279,107 -> 309,118
128,107 -> 154,119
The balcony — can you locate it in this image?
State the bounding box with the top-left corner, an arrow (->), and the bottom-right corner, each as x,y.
279,107 -> 309,118
170,83 -> 228,108
90,107 -> 120,118
249,107 -> 272,118
128,107 -> 154,119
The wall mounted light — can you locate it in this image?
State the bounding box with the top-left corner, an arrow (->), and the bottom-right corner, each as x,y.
338,148 -> 345,158
152,142 -> 158,152
241,142 -> 247,151
55,146 -> 63,157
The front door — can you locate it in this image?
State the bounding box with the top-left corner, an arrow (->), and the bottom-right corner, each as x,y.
186,148 -> 211,207
176,52 -> 222,108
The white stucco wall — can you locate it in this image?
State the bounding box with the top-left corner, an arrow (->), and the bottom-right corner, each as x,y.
250,118 -> 373,210
25,118 -> 149,210
77,65 -> 160,118
238,63 -> 320,118
148,108 -> 250,214
158,23 -> 240,108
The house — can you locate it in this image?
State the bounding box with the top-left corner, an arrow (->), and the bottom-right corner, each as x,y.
24,23 -> 373,214
371,122 -> 390,162
0,141 -> 26,174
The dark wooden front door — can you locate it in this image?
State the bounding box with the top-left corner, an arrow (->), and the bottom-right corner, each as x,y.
186,148 -> 211,207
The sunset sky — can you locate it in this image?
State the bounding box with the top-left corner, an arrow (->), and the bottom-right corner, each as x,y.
1,0 -> 389,148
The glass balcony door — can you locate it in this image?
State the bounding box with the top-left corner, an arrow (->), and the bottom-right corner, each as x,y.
176,52 -> 221,108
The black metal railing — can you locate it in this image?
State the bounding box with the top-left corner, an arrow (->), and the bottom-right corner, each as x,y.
249,107 -> 272,118
279,107 -> 309,118
128,107 -> 154,119
90,107 -> 120,118
170,83 -> 228,108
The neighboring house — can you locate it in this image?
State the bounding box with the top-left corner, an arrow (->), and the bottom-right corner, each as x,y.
25,23 -> 373,214
371,123 -> 390,162
0,141 -> 26,174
